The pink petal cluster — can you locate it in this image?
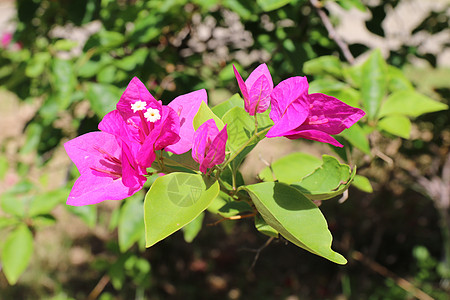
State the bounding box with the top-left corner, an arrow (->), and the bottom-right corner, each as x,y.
65,77 -> 208,206
266,77 -> 365,147
192,119 -> 228,173
233,64 -> 273,115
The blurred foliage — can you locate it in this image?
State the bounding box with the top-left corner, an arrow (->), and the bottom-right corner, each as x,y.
0,0 -> 449,299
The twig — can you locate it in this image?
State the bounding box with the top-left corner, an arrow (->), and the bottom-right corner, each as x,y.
310,0 -> 355,64
87,274 -> 110,300
351,250 -> 434,300
241,237 -> 275,271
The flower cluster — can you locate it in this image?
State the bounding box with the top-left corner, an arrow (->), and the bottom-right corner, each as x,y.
65,64 -> 365,206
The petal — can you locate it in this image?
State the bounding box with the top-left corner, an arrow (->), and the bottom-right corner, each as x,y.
201,124 -> 228,172
285,129 -> 344,147
67,171 -> 141,206
247,75 -> 272,115
267,77 -> 310,137
245,63 -> 273,92
166,89 -> 208,154
64,132 -> 121,174
233,65 -> 250,107
116,77 -> 161,121
99,110 -> 140,144
297,93 -> 366,135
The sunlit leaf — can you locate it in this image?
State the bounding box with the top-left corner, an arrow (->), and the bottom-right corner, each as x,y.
352,175 -> 373,193
245,182 -> 347,264
144,173 -> 219,247
361,49 -> 387,120
377,115 -> 411,139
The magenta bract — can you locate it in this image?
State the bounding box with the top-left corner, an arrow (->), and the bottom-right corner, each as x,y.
166,89 -> 208,154
109,77 -> 181,168
192,119 -> 228,173
267,77 -> 365,147
233,63 -> 273,116
64,132 -> 146,206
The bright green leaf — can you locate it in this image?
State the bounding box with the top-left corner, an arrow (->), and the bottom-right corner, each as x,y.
144,173 -> 219,247
2,224 -> 34,284
303,55 -> 343,78
0,155 -> 9,180
222,107 -> 256,153
379,90 -> 448,118
65,205 -> 97,228
212,94 -> 244,118
193,102 -> 224,131
118,195 -> 145,252
28,189 -> 67,217
25,52 -> 51,78
255,214 -> 279,238
361,49 -> 388,120
387,65 -> 413,92
207,192 -> 253,218
182,212 -> 204,243
20,122 -> 42,155
352,175 -> 373,193
245,182 -> 347,264
257,0 -> 292,12
292,155 -> 356,200
52,58 -> 76,110
340,123 -> 371,155
337,0 -> 366,11
53,39 -> 78,51
258,152 -> 322,184
377,115 -> 411,139
85,82 -> 122,117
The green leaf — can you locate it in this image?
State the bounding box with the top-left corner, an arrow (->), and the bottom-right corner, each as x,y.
340,123 -> 371,155
303,55 -> 343,78
387,65 -> 413,92
20,122 -> 43,155
258,152 -> 322,184
28,189 -> 67,217
352,175 -> 373,193
118,195 -> 145,252
114,48 -> 148,71
337,0 -> 366,11
52,58 -> 76,110
292,155 -> 356,200
0,217 -> 19,230
255,214 -> 279,238
66,205 -> 97,228
379,90 -> 448,118
244,182 -> 347,264
222,107 -> 256,153
25,52 -> 51,78
0,155 -> 8,180
257,0 -> 292,11
2,224 -> 34,284
85,82 -> 122,117
361,49 -> 388,120
53,39 -> 78,51
182,212 -> 204,243
97,65 -> 117,83
377,115 -> 411,139
193,102 -> 224,131
212,94 -> 244,118
144,173 -> 219,247
1,193 -> 26,218
207,192 -> 253,218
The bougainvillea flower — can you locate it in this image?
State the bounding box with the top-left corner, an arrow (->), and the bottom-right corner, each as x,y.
166,89 -> 208,154
64,131 -> 146,206
192,119 -> 228,173
110,77 -> 180,168
233,63 -> 273,115
267,76 -> 365,147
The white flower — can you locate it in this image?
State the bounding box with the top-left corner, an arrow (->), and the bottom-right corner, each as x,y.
131,100 -> 147,113
144,108 -> 161,123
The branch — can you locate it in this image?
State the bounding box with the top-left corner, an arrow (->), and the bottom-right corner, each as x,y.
310,0 -> 355,64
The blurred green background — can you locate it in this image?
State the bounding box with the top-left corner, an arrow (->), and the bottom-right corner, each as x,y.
0,0 -> 449,299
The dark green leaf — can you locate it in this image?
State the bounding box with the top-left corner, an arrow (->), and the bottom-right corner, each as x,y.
85,82 -> 122,117
182,212 -> 204,243
118,194 -> 145,252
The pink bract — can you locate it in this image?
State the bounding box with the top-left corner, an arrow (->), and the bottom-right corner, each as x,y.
267,77 -> 365,147
166,89 -> 208,154
64,131 -> 146,206
192,119 -> 228,173
233,63 -> 273,115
